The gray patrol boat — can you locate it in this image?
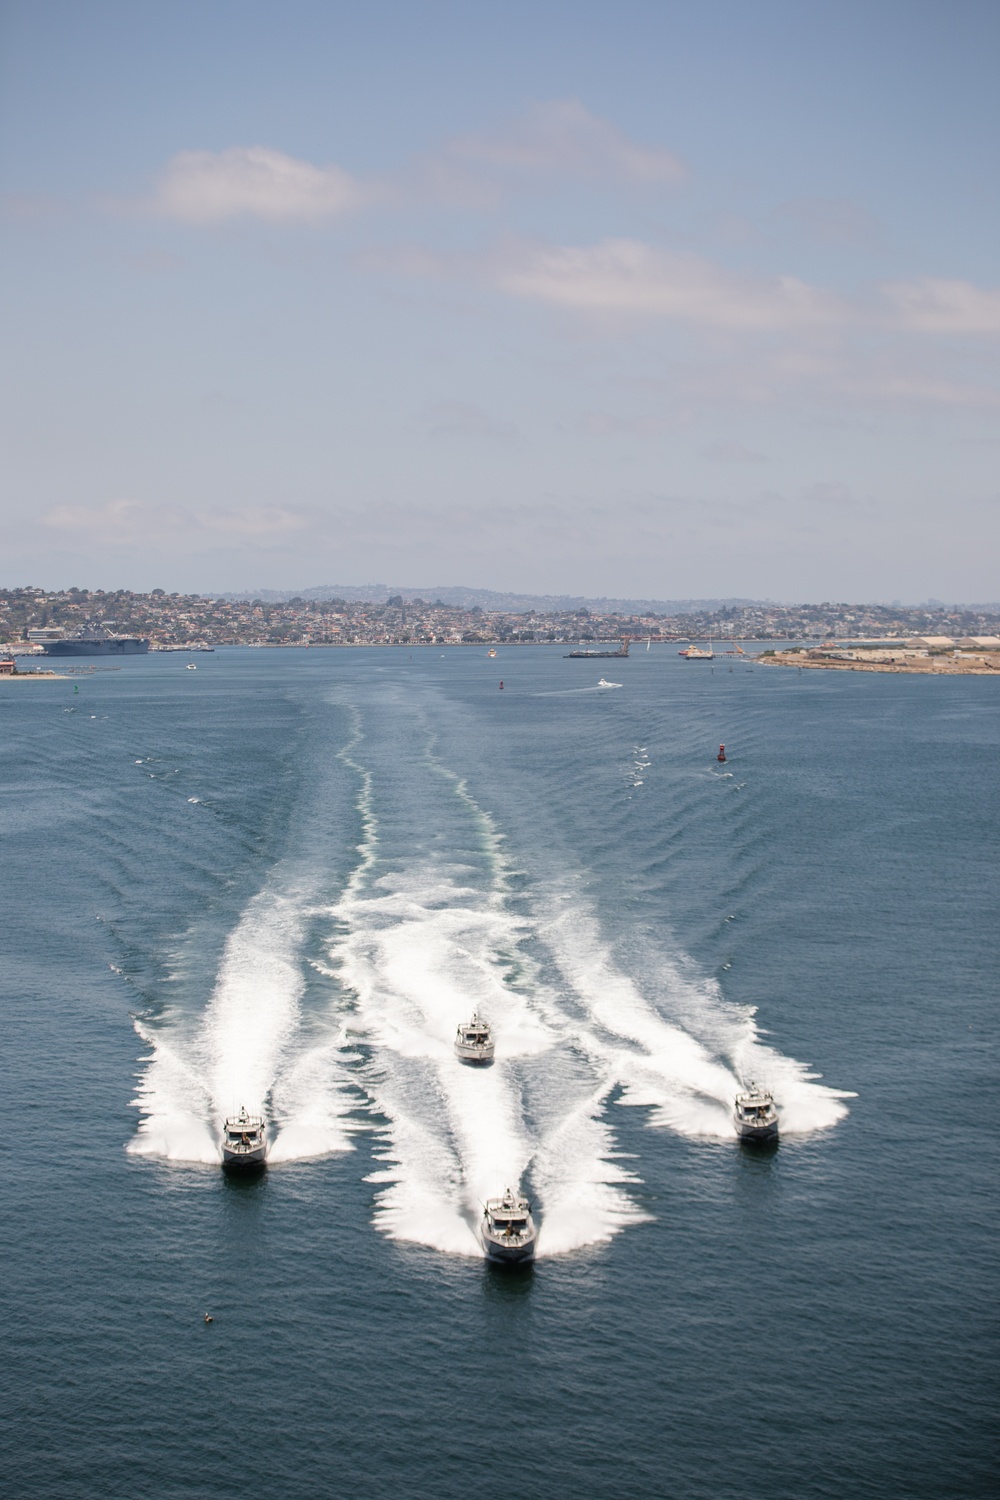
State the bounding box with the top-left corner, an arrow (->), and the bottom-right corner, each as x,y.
481,1187 -> 536,1264
734,1084 -> 779,1143
222,1107 -> 267,1169
455,1013 -> 495,1065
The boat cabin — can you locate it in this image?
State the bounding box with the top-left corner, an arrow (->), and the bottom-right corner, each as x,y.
735,1088 -> 776,1121
224,1108 -> 264,1143
457,1021 -> 491,1047
486,1190 -> 530,1230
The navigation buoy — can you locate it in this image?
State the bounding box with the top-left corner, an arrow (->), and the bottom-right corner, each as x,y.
717,744 -> 726,763
499,680 -> 504,690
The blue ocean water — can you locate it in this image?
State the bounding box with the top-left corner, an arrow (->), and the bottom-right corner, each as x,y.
1,646 -> 996,1499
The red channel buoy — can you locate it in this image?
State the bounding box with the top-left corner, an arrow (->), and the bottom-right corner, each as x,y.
717,744 -> 726,763
499,680 -> 504,690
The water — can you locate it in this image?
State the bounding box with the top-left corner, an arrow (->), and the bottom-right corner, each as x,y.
2,647 -> 996,1498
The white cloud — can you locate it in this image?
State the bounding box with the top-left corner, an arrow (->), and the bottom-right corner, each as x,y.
149,146 -> 367,223
880,277 -> 1000,334
139,102 -> 681,226
493,238 -> 847,329
438,99 -> 684,188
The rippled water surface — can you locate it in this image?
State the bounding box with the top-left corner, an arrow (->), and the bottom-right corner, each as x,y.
2,647 -> 996,1497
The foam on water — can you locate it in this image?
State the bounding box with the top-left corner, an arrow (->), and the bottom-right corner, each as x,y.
331,860 -> 541,1254
326,722 -> 652,1256
539,890 -> 853,1140
127,682 -> 851,1235
320,695 -> 853,1255
129,876 -> 357,1165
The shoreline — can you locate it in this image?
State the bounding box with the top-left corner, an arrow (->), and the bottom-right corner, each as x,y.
760,650 -> 1000,676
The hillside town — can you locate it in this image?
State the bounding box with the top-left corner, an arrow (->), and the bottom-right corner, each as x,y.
1,585 -> 998,651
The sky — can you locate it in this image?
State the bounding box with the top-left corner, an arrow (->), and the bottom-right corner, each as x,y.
2,0 -> 998,602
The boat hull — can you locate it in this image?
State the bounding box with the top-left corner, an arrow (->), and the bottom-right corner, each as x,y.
482,1229 -> 536,1264
455,1042 -> 495,1065
222,1144 -> 267,1169
42,638 -> 149,655
736,1118 -> 779,1144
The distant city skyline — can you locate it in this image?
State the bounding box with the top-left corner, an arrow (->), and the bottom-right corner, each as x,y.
2,1 -> 998,600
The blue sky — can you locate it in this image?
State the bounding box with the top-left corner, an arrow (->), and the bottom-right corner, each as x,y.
2,0 -> 998,600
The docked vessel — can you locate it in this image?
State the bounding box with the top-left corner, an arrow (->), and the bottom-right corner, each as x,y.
455,1013 -> 495,1065
679,643 -> 714,660
221,1107 -> 267,1169
734,1084 -> 779,1143
565,637 -> 630,659
36,625 -> 149,656
481,1187 -> 536,1263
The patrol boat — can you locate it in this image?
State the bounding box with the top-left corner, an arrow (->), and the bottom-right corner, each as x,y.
221,1107 -> 267,1169
734,1084 -> 779,1143
454,1013 -> 495,1065
481,1187 -> 536,1263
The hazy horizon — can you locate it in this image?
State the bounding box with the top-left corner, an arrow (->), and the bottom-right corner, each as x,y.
3,1 -> 998,599
5,577 -> 999,616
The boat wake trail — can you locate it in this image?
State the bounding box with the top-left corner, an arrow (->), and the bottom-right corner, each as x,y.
127,684 -> 851,1255
325,700 -> 851,1257
329,720 -> 645,1257
539,903 -> 852,1142
129,874 -> 358,1166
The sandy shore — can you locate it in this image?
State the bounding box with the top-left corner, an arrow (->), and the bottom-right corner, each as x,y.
760,650 -> 1000,676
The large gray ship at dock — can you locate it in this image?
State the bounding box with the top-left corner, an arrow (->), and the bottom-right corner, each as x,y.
33,625 -> 149,656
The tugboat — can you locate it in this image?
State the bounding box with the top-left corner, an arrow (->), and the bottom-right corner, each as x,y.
454,1013 -> 495,1065
481,1187 -> 536,1263
734,1084 -> 779,1144
221,1107 -> 267,1169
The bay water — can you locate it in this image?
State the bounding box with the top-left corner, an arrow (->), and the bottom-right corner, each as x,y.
2,646 -> 995,1498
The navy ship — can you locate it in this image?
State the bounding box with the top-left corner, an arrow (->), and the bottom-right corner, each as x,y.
35,625 -> 149,656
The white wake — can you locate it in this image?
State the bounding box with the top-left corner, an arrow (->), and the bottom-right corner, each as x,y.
128,878 -> 357,1165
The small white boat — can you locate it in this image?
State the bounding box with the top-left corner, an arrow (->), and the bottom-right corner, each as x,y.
222,1107 -> 267,1168
455,1013 -> 495,1064
481,1187 -> 536,1264
597,678 -> 622,688
185,663 -> 197,670
734,1084 -> 779,1143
